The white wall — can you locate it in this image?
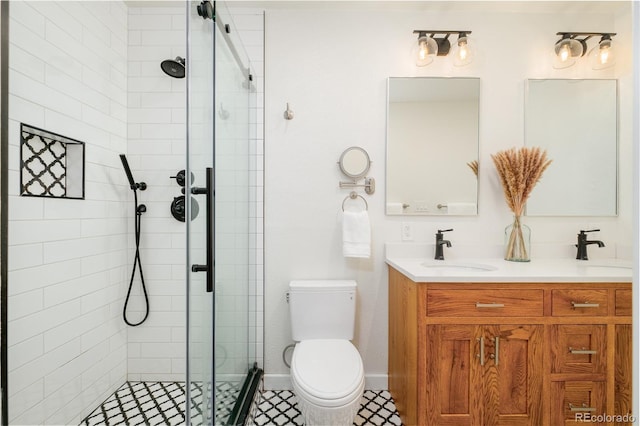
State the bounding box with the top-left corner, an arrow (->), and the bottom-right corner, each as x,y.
263,2 -> 633,389
7,2 -> 129,423
126,3 -> 187,382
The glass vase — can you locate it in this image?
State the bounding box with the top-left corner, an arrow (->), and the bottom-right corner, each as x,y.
504,215 -> 531,262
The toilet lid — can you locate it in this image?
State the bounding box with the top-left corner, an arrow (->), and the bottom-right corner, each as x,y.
291,339 -> 364,400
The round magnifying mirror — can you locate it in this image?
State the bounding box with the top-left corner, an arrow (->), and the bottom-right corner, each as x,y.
339,146 -> 371,179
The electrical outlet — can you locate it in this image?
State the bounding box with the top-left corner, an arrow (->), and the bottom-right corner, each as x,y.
401,222 -> 413,241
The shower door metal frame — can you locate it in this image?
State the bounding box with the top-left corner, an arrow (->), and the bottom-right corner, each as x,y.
1,1 -> 9,423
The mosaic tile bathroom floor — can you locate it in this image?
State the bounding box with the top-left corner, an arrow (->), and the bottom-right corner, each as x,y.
81,382 -> 403,426
253,390 -> 403,426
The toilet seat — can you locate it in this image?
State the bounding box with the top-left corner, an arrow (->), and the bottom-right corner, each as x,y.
291,339 -> 364,407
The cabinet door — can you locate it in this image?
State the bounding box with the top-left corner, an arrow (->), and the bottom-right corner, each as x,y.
485,325 -> 544,426
423,325 -> 483,426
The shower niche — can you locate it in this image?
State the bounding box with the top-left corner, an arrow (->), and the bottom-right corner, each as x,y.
19,123 -> 85,199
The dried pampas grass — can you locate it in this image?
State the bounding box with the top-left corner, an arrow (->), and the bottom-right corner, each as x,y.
491,147 -> 552,261
491,147 -> 552,217
467,160 -> 478,177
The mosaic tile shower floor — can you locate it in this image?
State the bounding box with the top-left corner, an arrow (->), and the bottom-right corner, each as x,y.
81,382 -> 403,425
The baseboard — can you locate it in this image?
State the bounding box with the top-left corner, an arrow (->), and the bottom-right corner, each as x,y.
263,374 -> 292,390
364,374 -> 388,390
263,374 -> 388,391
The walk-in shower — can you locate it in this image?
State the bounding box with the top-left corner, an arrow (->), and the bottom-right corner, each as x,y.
4,1 -> 262,425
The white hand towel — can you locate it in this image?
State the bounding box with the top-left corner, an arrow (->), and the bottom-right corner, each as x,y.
342,210 -> 371,258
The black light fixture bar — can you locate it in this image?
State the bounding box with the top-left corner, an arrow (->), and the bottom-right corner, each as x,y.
555,32 -> 616,60
556,31 -> 616,46
556,31 -> 617,38
413,30 -> 472,56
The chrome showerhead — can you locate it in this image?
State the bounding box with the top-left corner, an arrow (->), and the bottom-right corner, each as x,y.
160,56 -> 186,79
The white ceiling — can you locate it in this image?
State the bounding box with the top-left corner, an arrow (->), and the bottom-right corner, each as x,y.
226,0 -> 630,15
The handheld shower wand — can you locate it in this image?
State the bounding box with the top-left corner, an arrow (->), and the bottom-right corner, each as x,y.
119,154 -> 149,326
119,154 -> 147,191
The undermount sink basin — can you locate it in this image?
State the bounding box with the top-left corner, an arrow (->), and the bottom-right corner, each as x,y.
579,263 -> 632,271
420,260 -> 498,272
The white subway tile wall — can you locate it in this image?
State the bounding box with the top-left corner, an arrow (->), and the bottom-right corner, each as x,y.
7,2 -> 129,425
7,1 -> 264,423
125,5 -> 187,382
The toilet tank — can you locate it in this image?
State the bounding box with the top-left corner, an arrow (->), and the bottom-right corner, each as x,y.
289,280 -> 357,341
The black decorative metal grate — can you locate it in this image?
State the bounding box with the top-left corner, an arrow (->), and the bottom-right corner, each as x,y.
20,123 -> 85,199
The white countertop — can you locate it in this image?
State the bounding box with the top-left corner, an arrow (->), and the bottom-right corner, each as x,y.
385,243 -> 632,283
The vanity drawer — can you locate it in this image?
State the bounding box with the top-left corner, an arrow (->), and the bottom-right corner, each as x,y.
615,289 -> 632,316
551,290 -> 608,316
550,325 -> 606,374
551,381 -> 606,426
426,289 -> 543,317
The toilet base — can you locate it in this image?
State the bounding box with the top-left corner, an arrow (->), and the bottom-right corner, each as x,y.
292,376 -> 365,426
296,393 -> 362,426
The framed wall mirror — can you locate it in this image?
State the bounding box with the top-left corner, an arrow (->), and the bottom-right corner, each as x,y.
525,79 -> 617,216
386,77 -> 479,215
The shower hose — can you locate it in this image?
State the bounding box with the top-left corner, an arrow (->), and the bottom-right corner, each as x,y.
123,189 -> 149,326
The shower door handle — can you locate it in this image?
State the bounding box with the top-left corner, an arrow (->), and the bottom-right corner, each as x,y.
191,167 -> 214,293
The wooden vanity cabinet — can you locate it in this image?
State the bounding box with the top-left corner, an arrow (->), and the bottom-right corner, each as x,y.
388,267 -> 632,426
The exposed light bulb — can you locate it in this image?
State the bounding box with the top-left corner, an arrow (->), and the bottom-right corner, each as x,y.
414,34 -> 436,66
590,36 -> 615,70
419,40 -> 428,61
458,40 -> 468,61
559,43 -> 570,62
597,41 -> 611,65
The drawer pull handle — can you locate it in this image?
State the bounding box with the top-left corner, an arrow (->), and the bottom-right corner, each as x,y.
569,403 -> 596,412
569,347 -> 597,355
476,337 -> 485,366
476,302 -> 505,308
492,336 -> 499,366
571,301 -> 600,309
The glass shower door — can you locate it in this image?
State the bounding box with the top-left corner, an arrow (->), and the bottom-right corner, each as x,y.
212,2 -> 252,423
187,1 -> 253,424
186,1 -> 215,424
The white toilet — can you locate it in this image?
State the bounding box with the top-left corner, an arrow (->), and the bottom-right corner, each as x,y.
288,280 -> 365,426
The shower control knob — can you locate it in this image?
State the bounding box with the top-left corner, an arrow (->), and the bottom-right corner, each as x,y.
170,170 -> 186,187
170,170 -> 194,187
171,195 -> 199,222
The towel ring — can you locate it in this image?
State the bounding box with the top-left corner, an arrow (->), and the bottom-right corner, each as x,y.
342,191 -> 368,211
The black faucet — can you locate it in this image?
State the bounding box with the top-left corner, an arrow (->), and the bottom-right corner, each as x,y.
576,229 -> 605,260
435,229 -> 453,260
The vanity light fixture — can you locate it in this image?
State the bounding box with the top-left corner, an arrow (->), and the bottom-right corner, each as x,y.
413,30 -> 473,67
553,32 -> 617,69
